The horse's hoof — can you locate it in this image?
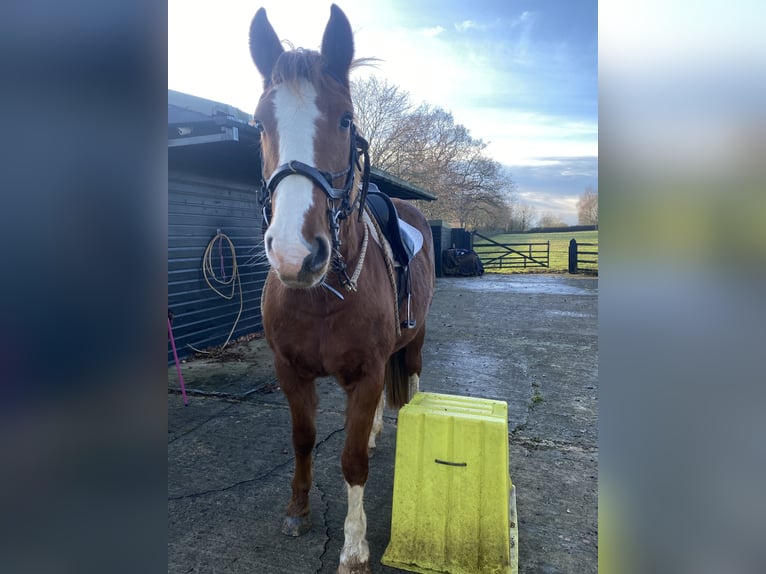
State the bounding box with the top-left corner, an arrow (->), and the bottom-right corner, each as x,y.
337,561 -> 372,574
282,514 -> 311,537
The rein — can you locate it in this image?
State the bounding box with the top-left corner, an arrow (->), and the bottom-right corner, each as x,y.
256,122 -> 371,297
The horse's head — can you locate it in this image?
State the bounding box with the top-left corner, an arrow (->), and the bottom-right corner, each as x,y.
250,4 -> 358,289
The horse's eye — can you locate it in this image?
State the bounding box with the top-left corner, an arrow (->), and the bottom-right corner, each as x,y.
252,119 -> 264,134
339,114 -> 352,130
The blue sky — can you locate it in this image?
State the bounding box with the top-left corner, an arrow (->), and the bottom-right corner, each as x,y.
169,0 -> 597,224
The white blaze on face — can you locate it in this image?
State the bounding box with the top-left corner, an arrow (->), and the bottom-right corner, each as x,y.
264,80 -> 320,278
340,483 -> 369,568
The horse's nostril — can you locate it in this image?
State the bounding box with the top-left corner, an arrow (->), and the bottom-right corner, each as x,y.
266,236 -> 274,253
304,236 -> 329,273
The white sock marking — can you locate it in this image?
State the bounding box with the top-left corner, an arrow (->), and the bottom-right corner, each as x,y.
368,390 -> 385,450
340,483 -> 369,567
408,373 -> 420,399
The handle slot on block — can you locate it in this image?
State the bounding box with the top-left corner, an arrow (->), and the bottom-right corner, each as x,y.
434,459 -> 467,467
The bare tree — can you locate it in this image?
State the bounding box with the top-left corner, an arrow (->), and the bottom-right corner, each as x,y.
537,212 -> 567,229
351,76 -> 412,171
451,158 -> 515,229
509,203 -> 536,232
351,74 -> 516,229
577,187 -> 598,227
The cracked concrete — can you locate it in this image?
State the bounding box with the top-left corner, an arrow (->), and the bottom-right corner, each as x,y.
168,274 -> 597,573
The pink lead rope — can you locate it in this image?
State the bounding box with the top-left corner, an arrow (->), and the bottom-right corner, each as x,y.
168,316 -> 189,406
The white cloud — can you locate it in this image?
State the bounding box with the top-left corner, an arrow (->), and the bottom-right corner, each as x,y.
419,25 -> 446,38
454,19 -> 482,32
514,11 -> 534,26
454,108 -> 598,166
517,192 -> 580,225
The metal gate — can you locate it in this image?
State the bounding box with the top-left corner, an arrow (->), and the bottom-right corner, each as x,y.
568,239 -> 598,274
472,231 -> 550,270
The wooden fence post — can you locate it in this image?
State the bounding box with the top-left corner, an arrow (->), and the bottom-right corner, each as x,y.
568,239 -> 578,274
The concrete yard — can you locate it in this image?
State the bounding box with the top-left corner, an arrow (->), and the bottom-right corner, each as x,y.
168,274 -> 598,573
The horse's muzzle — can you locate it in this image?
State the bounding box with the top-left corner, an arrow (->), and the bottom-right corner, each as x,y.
269,235 -> 330,288
302,235 -> 330,275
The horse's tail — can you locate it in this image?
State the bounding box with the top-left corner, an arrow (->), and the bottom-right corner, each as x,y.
384,347 -> 409,410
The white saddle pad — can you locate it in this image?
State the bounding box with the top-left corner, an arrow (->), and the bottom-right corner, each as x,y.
397,218 -> 423,261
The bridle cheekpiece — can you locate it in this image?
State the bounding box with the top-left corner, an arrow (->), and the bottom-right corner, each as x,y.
255,121 -> 371,296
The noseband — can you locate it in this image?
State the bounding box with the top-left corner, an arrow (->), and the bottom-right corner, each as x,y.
256,122 -> 371,294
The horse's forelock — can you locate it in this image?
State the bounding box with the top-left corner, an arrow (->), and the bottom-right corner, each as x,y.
270,48 -> 357,101
271,49 -> 323,92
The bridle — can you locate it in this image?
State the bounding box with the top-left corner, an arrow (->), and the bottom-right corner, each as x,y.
255,121 -> 371,295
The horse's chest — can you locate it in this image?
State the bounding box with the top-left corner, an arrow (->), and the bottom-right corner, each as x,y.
268,310 -> 390,376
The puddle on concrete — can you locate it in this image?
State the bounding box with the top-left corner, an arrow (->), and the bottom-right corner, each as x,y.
544,310 -> 591,318
422,338 -> 529,428
442,275 -> 597,296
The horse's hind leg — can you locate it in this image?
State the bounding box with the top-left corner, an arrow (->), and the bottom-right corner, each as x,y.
338,371 -> 385,574
367,389 -> 384,451
277,363 -> 318,537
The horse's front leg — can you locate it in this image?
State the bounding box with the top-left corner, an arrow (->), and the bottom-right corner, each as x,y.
338,370 -> 385,574
277,362 -> 318,537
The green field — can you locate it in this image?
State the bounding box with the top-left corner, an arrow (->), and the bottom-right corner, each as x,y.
473,230 -> 598,273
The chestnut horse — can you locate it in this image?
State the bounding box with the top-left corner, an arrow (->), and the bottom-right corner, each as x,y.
249,5 -> 434,574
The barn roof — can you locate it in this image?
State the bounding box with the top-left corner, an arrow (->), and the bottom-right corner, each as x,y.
168,90 -> 436,201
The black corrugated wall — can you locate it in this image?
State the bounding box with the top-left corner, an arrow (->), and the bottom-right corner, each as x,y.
168,170 -> 268,362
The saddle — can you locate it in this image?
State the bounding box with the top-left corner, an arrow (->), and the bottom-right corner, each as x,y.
364,184 -> 423,329
364,184 -> 422,268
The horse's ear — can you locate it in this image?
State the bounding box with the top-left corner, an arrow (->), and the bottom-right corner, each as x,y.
249,7 -> 284,86
320,4 -> 354,87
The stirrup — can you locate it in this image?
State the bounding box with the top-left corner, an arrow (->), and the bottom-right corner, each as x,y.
400,291 -> 416,329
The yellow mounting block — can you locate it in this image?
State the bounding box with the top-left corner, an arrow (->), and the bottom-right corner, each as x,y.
382,392 -> 518,574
